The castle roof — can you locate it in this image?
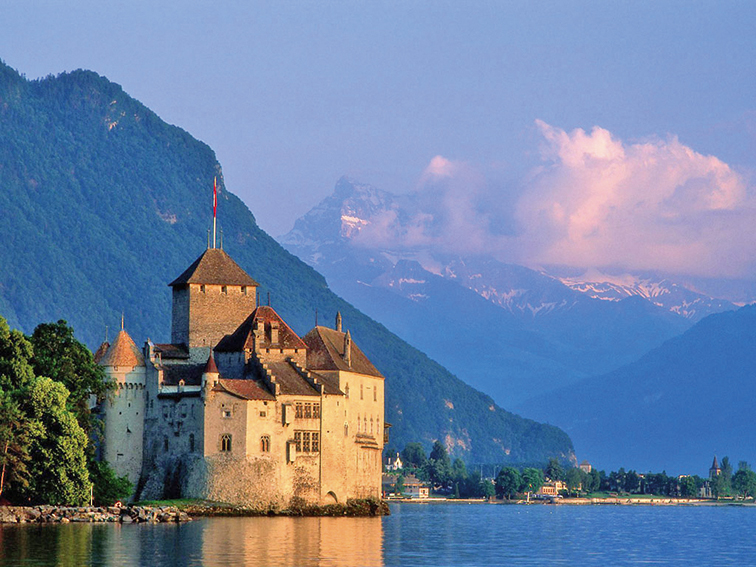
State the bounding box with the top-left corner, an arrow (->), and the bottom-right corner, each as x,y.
264,361 -> 320,396
169,248 -> 259,287
214,379 -> 275,401
153,343 -> 190,359
204,352 -> 219,374
216,306 -> 307,352
93,341 -> 110,364
99,330 -> 145,367
303,326 -> 383,378
162,364 -> 204,386
711,456 -> 720,470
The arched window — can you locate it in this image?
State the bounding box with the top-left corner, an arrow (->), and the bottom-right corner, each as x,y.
221,433 -> 232,452
261,435 -> 270,453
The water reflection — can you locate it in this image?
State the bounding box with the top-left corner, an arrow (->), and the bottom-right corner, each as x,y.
0,515 -> 383,567
200,516 -> 383,566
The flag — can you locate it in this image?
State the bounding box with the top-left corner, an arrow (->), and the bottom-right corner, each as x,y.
213,177 -> 217,218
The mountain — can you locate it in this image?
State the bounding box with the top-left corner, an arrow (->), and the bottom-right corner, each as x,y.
517,305 -> 756,474
0,60 -> 573,465
280,178 -> 737,406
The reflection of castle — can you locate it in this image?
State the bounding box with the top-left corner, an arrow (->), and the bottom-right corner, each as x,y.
95,246 -> 385,505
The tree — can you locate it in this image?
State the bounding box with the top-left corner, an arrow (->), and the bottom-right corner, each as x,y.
30,320 -> 109,432
427,440 -> 452,487
520,468 -> 544,496
586,469 -> 601,494
565,467 -> 584,496
395,474 -> 405,495
20,377 -> 92,505
496,467 -> 521,500
545,457 -> 564,481
401,443 -> 428,469
89,460 -> 132,506
733,465 -> 756,499
679,476 -> 698,498
0,390 -> 36,499
0,317 -> 35,393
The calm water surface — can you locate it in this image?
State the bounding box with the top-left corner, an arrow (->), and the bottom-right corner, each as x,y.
1,503 -> 755,566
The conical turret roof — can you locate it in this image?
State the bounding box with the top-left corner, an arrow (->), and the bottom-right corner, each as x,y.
99,330 -> 144,367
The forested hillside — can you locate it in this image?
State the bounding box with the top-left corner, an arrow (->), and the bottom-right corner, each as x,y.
0,60 -> 573,465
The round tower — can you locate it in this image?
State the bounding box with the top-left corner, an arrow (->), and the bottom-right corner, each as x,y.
99,327 -> 146,489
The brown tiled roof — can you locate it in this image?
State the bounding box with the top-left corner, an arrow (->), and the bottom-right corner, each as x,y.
310,371 -> 344,396
216,306 -> 307,352
265,361 -> 320,397
93,341 -> 110,364
169,248 -> 259,287
215,379 -> 275,401
99,331 -> 144,367
303,326 -> 383,378
204,353 -> 219,374
154,343 -> 190,359
162,364 -> 204,386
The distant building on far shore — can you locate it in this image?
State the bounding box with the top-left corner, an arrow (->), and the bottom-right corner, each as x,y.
579,460 -> 592,474
384,452 -> 403,471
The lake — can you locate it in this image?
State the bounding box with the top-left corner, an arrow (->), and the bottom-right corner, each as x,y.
2,502 -> 755,566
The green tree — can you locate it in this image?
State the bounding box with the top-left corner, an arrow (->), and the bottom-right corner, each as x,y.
733,465 -> 756,499
451,458 -> 468,482
20,377 -> 92,505
586,469 -> 601,494
427,440 -> 452,487
679,476 -> 698,498
395,474 -> 405,495
495,467 -> 521,500
0,389 -> 36,498
89,460 -> 132,506
401,442 -> 428,469
0,317 -> 35,393
545,457 -> 564,481
520,468 -> 544,496
565,467 -> 584,496
30,320 -> 108,432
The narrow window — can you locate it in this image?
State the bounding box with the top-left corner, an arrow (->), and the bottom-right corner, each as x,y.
304,402 -> 312,419
344,422 -> 349,437
294,431 -> 302,452
360,383 -> 364,400
189,433 -> 195,453
221,285 -> 227,295
295,403 -> 303,419
302,432 -> 311,452
163,437 -> 169,451
357,414 -> 361,433
312,432 -> 320,453
345,384 -> 349,398
313,403 -> 320,419
370,417 -> 374,434
374,387 -> 377,402
241,286 -> 247,295
200,284 -> 206,293
261,435 -> 270,452
221,433 -> 232,452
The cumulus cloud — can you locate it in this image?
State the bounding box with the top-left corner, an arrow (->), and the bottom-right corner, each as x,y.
348,123 -> 756,278
516,121 -> 756,277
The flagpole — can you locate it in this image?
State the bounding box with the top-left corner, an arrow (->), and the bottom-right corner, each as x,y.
213,177 -> 217,249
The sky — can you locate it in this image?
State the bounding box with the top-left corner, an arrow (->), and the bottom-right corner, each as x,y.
3,1 -> 756,277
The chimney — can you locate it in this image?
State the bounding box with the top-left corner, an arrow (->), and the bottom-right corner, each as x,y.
270,320 -> 280,345
343,330 -> 352,367
254,318 -> 265,346
335,311 -> 342,333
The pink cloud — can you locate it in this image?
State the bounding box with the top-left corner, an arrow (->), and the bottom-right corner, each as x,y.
515,121 -> 755,277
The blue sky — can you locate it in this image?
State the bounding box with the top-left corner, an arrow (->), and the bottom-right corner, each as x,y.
3,1 -> 756,276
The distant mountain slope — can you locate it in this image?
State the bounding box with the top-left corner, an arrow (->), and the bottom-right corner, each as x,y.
517,305 -> 756,474
280,178 -> 716,405
0,60 -> 573,465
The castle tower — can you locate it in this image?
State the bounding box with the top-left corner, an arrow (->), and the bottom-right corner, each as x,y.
169,248 -> 259,349
98,327 -> 146,489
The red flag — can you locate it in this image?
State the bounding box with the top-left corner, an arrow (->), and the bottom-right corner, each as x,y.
213,177 -> 217,218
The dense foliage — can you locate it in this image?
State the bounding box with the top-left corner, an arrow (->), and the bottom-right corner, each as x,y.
0,60 -> 573,465
0,316 -> 131,505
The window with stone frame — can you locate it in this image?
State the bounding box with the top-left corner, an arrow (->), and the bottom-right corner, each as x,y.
304,402 -> 312,419
261,435 -> 270,452
313,403 -> 320,418
220,433 -> 232,452
293,431 -> 319,453
295,403 -> 304,419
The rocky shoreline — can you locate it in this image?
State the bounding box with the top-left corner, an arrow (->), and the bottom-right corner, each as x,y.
0,505 -> 191,524
0,498 -> 390,524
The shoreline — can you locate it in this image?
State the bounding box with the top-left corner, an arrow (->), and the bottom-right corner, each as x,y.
387,497 -> 756,507
0,498 -> 390,524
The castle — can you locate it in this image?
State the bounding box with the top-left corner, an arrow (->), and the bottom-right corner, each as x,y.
94,245 -> 385,506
